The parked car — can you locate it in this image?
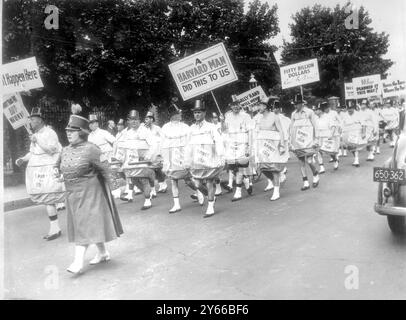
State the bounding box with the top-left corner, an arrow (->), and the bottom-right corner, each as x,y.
374,133 -> 406,235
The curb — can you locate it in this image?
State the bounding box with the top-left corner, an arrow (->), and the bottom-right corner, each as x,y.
4,198 -> 37,212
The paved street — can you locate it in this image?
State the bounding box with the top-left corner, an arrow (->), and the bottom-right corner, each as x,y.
4,143 -> 406,300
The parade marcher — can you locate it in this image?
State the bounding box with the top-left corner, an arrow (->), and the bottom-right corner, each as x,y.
88,113 -> 119,197
341,103 -> 367,167
376,102 -> 386,154
57,109 -> 123,274
273,100 -> 291,185
289,94 -> 320,190
88,114 -> 116,163
369,102 -> 381,157
358,99 -> 378,161
222,100 -> 253,201
254,99 -> 288,201
143,110 -> 168,196
316,102 -> 340,173
15,107 -> 65,241
211,112 -> 223,196
120,110 -> 159,210
110,119 -> 127,199
161,105 -> 203,213
186,100 -> 225,217
106,120 -> 117,137
381,99 -> 400,147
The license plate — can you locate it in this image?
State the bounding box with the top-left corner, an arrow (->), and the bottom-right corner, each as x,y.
373,167 -> 406,183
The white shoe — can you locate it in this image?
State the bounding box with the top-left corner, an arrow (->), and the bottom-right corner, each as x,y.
158,182 -> 168,193
133,186 -> 142,195
89,252 -> 110,265
169,204 -> 181,213
334,161 -> 339,170
338,150 -> 342,157
67,261 -> 83,274
343,150 -> 348,157
376,147 -> 380,154
319,165 -> 326,174
141,198 -> 152,210
150,188 -> 157,198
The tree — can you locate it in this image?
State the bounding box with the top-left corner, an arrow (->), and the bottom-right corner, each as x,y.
281,2 -> 393,104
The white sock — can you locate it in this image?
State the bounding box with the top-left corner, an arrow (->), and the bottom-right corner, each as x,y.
173,197 -> 180,208
265,179 -> 274,190
124,184 -> 130,193
243,177 -> 250,189
234,187 -> 242,198
111,188 -> 121,199
303,180 -> 310,187
215,183 -> 222,194
206,201 -> 215,215
271,186 -> 280,200
126,191 -> 133,200
228,172 -> 234,187
151,188 -> 157,197
49,219 -> 60,234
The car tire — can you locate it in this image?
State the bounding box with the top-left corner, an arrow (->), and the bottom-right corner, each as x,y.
387,215 -> 406,236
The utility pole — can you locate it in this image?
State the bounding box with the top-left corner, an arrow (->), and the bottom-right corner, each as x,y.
336,39 -> 345,108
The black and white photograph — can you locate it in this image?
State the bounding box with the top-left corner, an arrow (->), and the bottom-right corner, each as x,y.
1,0 -> 406,301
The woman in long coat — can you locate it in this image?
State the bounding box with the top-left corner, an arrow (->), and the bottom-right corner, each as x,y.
58,107 -> 123,274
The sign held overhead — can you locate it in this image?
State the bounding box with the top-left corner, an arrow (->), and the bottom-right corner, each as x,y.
381,79 -> 406,98
352,74 -> 381,99
235,86 -> 267,110
280,58 -> 320,89
169,43 -> 238,101
3,93 -> 30,130
1,57 -> 44,94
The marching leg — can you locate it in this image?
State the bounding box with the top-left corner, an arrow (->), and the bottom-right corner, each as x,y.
232,172 -> 243,201
352,150 -> 360,167
204,179 -> 215,218
318,152 -> 325,174
270,172 -> 280,201
300,158 -> 310,191
307,156 -> 320,188
44,204 -> 61,240
169,180 -> 182,213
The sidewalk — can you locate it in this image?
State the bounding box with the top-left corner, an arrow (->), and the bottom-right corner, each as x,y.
4,184 -> 35,212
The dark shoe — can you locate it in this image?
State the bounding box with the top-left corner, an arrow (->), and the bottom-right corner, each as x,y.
247,186 -> 253,195
231,197 -> 242,202
190,194 -> 198,201
203,213 -> 215,219
120,196 -> 132,202
141,205 -> 152,210
45,230 -> 62,241
301,186 -> 310,191
312,181 -> 319,188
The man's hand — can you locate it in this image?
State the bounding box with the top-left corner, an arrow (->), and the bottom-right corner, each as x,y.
15,158 -> 24,167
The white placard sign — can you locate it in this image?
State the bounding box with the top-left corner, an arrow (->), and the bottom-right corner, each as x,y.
352,74 -> 381,99
235,86 -> 267,109
280,58 -> 320,89
168,43 -> 238,100
381,80 -> 406,98
3,93 -> 30,129
345,82 -> 356,100
1,57 -> 44,94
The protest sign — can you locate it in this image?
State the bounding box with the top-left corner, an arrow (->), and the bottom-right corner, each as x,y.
344,83 -> 356,100
381,79 -> 406,98
3,93 -> 30,129
168,43 -> 238,101
235,86 -> 267,109
280,58 -> 320,89
352,74 -> 381,99
1,57 -> 44,94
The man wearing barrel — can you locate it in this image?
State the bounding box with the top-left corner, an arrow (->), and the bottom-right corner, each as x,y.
186,100 -> 225,218
316,101 -> 340,173
289,94 -> 320,191
143,110 -> 168,197
120,110 -> 158,210
16,107 -> 65,240
222,100 -> 253,201
254,98 -> 287,201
